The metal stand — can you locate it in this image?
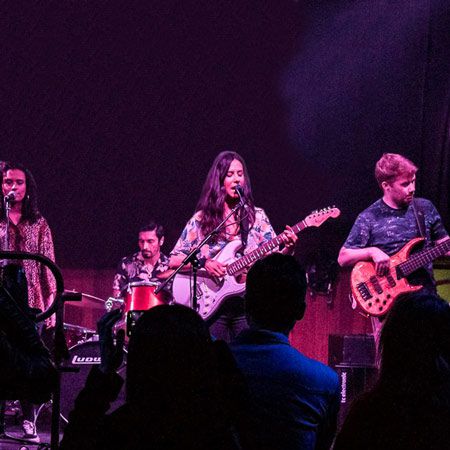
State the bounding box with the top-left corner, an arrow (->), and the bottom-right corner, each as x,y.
0,251 -> 81,449
156,200 -> 244,311
0,194 -> 16,257
0,401 -> 5,436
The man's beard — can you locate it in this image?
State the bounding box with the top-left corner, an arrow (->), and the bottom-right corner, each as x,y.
400,195 -> 413,207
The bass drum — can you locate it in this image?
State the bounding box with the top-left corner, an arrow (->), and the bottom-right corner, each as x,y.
60,340 -> 127,424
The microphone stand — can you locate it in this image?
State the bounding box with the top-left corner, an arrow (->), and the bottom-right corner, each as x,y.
0,198 -> 13,438
155,199 -> 244,312
0,250 -> 81,450
2,197 -> 12,256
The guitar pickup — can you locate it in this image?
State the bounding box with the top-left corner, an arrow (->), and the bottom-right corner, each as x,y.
386,274 -> 396,287
369,276 -> 383,295
356,282 -> 372,300
195,285 -> 203,298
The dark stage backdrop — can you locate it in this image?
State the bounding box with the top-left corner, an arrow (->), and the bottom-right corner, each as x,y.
1,0 -> 449,270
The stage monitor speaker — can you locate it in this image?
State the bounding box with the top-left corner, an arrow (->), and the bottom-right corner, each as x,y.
328,334 -> 376,367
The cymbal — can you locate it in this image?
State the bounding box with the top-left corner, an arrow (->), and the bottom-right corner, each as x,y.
66,289 -> 106,303
64,290 -> 107,310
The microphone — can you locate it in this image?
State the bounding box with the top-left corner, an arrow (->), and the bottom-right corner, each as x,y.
4,191 -> 16,202
234,185 -> 245,205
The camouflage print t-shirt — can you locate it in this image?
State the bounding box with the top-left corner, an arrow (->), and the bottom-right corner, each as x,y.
344,197 -> 448,288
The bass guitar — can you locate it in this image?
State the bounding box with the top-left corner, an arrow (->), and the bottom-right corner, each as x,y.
351,237 -> 450,316
173,207 -> 341,322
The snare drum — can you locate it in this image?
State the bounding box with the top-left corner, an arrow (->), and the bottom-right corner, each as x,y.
123,281 -> 171,314
63,323 -> 97,347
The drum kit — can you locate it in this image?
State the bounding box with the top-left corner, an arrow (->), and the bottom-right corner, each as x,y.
60,281 -> 171,422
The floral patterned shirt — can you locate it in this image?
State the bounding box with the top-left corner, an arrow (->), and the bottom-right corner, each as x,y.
0,216 -> 56,312
112,252 -> 170,296
170,207 -> 277,261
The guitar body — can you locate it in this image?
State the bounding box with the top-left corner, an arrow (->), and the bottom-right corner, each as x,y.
172,206 -> 341,322
172,240 -> 246,322
351,238 -> 424,316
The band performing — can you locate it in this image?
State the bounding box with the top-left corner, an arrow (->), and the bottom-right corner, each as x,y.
0,152 -> 449,449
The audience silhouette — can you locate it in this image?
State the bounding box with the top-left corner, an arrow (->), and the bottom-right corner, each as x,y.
334,292 -> 450,450
60,304 -> 243,449
231,253 -> 340,450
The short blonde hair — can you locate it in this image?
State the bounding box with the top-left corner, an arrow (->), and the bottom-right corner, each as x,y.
375,153 -> 418,187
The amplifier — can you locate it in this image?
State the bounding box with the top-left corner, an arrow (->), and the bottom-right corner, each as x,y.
334,365 -> 378,425
328,334 -> 376,367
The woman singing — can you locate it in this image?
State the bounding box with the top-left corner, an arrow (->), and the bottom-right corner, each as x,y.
170,151 -> 297,342
0,161 -> 56,442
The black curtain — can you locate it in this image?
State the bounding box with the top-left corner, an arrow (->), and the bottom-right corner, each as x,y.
419,0 -> 450,225
0,0 -> 449,268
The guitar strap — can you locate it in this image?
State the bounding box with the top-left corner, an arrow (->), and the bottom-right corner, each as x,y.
238,206 -> 249,249
412,198 -> 426,239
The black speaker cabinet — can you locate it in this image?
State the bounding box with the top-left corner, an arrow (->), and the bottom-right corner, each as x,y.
328,334 -> 378,425
328,334 -> 376,367
334,365 -> 378,425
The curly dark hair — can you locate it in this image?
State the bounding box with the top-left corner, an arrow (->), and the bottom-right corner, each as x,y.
1,162 -> 41,223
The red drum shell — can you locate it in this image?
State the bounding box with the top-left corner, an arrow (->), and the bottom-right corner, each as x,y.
123,282 -> 170,313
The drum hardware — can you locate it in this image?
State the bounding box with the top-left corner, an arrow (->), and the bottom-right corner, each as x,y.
126,310 -> 145,337
105,297 -> 124,313
63,322 -> 97,347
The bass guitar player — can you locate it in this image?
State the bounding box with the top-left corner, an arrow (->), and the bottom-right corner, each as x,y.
338,153 -> 450,338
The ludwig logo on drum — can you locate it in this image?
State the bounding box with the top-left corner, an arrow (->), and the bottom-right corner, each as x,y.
72,355 -> 102,364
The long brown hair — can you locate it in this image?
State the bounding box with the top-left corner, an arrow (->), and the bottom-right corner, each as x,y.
196,151 -> 255,237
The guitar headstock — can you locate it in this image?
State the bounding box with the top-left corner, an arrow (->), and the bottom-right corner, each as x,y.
304,206 -> 341,228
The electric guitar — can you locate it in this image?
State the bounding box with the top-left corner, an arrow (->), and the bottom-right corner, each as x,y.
172,207 -> 341,322
351,237 -> 450,316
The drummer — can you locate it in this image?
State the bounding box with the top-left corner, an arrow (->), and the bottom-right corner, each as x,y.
112,221 -> 170,298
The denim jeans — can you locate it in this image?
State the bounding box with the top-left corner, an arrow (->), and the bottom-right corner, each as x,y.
209,296 -> 248,343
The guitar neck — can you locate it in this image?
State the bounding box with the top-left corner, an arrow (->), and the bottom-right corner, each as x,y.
227,221 -> 306,276
399,239 -> 450,276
